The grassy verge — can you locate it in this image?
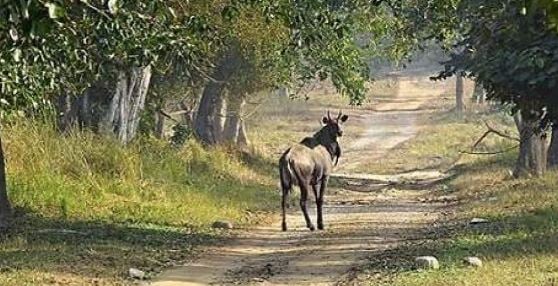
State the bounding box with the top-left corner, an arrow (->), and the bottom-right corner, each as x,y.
359,103 -> 558,286
1,123 -> 278,285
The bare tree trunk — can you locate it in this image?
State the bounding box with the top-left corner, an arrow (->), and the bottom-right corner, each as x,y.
56,66 -> 151,144
456,75 -> 465,115
514,112 -> 547,177
194,50 -> 242,144
101,66 -> 152,143
223,93 -> 245,144
237,118 -> 250,149
473,81 -> 485,104
212,93 -> 227,144
154,111 -> 166,139
0,133 -> 11,231
548,123 -> 558,169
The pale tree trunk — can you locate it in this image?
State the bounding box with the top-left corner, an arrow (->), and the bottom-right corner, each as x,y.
56,66 -> 152,144
101,66 -> 152,143
514,112 -> 547,177
212,93 -> 227,144
456,75 -> 465,115
194,50 -> 242,144
547,123 -> 558,169
223,92 -> 247,146
0,133 -> 11,231
473,82 -> 485,104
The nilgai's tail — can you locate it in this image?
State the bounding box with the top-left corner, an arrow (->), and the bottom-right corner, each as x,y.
279,149 -> 294,194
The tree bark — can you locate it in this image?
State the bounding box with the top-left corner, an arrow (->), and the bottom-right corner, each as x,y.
548,123 -> 558,169
223,92 -> 245,144
212,93 -> 227,144
154,111 -> 166,139
473,81 -> 485,104
514,112 -> 547,177
194,50 -> 242,144
55,66 -> 152,144
456,75 -> 465,115
0,133 -> 12,231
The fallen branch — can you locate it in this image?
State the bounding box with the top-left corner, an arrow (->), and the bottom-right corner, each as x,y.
472,120 -> 519,148
465,120 -> 520,155
460,145 -> 519,155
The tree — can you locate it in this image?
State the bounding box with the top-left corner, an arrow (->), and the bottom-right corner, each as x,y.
0,0 -> 217,228
397,0 -> 558,176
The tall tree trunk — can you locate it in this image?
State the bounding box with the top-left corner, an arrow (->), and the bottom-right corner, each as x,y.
101,66 -> 152,143
514,112 -> 547,177
456,75 -> 465,115
0,133 -> 11,231
473,81 -> 485,104
548,123 -> 558,169
212,93 -> 227,144
194,50 -> 242,144
154,111 -> 166,139
223,92 -> 250,148
55,66 -> 152,144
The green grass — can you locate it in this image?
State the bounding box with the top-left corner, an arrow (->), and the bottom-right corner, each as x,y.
359,105 -> 558,286
1,122 -> 278,285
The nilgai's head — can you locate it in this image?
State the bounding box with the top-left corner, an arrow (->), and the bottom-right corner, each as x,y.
321,110 -> 349,139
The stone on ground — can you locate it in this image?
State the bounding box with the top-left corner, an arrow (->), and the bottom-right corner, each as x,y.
470,218 -> 489,225
212,220 -> 234,229
415,256 -> 440,270
463,256 -> 483,267
129,268 -> 146,280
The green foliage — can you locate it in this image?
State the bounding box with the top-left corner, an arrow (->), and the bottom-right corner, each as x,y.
170,123 -> 194,146
0,0 -> 213,115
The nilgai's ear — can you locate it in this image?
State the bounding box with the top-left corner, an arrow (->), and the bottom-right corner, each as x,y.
322,116 -> 329,124
340,114 -> 349,123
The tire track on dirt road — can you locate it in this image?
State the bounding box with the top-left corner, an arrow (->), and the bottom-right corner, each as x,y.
152,77 -> 451,286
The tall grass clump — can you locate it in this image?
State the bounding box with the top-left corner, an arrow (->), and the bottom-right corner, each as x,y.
4,122 -> 278,228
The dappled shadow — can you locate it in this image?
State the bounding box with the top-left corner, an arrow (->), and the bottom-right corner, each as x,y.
0,207 -> 217,283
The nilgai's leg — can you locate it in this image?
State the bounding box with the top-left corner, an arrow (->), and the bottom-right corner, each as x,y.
281,188 -> 288,231
312,184 -> 320,229
317,176 -> 328,230
299,183 -> 315,231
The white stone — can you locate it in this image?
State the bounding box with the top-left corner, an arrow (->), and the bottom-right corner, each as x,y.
470,218 -> 489,224
415,256 -> 440,270
463,257 -> 483,267
129,268 -> 145,280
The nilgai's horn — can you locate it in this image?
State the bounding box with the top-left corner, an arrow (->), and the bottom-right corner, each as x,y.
337,110 -> 342,120
327,110 -> 332,120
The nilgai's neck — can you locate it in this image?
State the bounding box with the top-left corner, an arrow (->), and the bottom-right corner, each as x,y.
313,129 -> 338,161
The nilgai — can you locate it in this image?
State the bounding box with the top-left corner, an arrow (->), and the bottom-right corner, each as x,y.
279,111 -> 348,231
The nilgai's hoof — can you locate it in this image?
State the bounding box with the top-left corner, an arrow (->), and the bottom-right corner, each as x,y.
308,225 -> 316,231
282,222 -> 287,232
317,224 -> 324,230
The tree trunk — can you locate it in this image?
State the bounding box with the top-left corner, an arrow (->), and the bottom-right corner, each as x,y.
101,66 -> 152,143
514,112 -> 547,177
548,123 -> 558,169
456,75 -> 465,115
237,118 -> 250,149
223,93 -> 245,144
154,111 -> 166,139
212,93 -> 227,144
0,133 -> 12,231
194,50 -> 242,144
473,81 -> 485,104
55,66 -> 152,144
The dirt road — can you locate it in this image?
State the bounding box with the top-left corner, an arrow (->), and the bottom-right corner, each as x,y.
152,77 -> 452,286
